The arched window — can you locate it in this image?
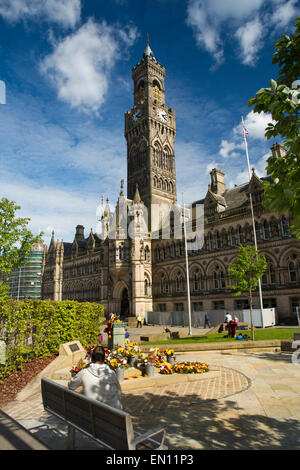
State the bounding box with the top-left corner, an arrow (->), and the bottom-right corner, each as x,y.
144,278 -> 149,296
231,228 -> 237,247
153,80 -> 161,103
269,263 -> 276,284
289,261 -> 297,282
281,216 -> 290,237
255,222 -> 261,242
213,265 -> 225,289
208,233 -> 214,251
238,226 -> 244,244
175,271 -> 184,292
215,231 -> 221,249
263,220 -> 270,240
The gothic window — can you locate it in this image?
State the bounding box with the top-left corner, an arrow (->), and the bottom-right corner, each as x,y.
281,216 -> 290,237
215,231 -> 221,249
144,278 -> 149,296
238,226 -> 244,244
289,261 -> 297,282
255,222 -> 261,242
153,81 -> 161,104
263,220 -> 270,240
175,271 -> 184,292
159,274 -> 168,294
231,228 -> 237,247
213,265 -> 225,289
145,245 -> 150,262
208,233 -> 214,251
169,181 -> 173,193
137,81 -> 145,103
269,264 -> 276,284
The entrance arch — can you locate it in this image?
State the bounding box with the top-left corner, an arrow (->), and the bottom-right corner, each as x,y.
120,288 -> 129,317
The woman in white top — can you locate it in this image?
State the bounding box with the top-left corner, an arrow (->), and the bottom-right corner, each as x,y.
68,346 -> 123,410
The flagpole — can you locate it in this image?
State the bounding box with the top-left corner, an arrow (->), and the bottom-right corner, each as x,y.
182,192 -> 192,336
242,116 -> 264,319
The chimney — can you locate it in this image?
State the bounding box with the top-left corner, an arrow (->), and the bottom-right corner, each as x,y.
75,225 -> 85,241
270,142 -> 286,159
210,168 -> 226,195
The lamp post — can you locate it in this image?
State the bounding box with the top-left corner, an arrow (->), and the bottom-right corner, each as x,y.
242,116 -> 264,322
182,192 -> 192,336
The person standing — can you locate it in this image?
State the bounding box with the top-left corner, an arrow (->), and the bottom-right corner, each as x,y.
204,313 -> 211,328
136,314 -> 143,328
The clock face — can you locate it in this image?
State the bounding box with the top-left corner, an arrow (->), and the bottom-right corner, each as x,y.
157,108 -> 167,123
132,109 -> 141,122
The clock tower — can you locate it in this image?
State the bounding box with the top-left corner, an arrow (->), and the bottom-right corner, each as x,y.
125,37 -> 177,231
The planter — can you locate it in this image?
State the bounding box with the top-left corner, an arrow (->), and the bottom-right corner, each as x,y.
128,355 -> 138,368
145,363 -> 155,377
167,356 -> 175,365
115,367 -> 124,383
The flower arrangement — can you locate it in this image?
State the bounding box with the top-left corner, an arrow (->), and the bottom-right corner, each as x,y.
159,362 -> 174,375
103,313 -> 121,339
172,361 -> 209,374
71,358 -> 88,375
125,342 -> 140,357
107,346 -> 128,369
164,349 -> 176,360
139,351 -> 156,366
149,347 -> 165,366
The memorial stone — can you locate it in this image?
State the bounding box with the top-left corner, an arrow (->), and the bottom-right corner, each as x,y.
108,321 -> 126,349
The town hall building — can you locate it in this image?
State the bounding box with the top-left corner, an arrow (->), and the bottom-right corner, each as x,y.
42,40 -> 300,324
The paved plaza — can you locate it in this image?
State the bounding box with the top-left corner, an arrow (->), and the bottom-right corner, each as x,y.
2,345 -> 300,450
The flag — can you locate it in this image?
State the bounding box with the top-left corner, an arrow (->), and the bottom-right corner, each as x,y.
243,126 -> 248,138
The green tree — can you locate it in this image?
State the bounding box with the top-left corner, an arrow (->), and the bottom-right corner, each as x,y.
0,198 -> 43,298
248,17 -> 300,239
228,245 -> 267,341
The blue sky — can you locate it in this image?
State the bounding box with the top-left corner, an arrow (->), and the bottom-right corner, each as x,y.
0,0 -> 299,245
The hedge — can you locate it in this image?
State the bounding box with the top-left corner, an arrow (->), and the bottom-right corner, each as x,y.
0,298 -> 105,379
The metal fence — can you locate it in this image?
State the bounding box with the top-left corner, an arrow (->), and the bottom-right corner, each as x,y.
146,310 -> 244,327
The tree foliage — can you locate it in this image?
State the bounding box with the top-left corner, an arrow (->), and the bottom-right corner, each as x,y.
0,197 -> 43,297
248,18 -> 300,239
228,245 -> 267,340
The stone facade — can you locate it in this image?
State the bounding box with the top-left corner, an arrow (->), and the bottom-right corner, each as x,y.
42,42 -> 300,323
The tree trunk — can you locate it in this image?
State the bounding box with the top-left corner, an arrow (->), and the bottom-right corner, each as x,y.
249,289 -> 254,341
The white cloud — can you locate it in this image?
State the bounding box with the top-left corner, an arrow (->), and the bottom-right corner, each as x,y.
186,0 -> 299,67
234,110 -> 276,140
0,171 -> 99,244
0,0 -> 81,28
219,139 -> 243,158
235,16 -> 265,66
271,0 -> 300,28
40,19 -> 138,114
186,0 -> 224,65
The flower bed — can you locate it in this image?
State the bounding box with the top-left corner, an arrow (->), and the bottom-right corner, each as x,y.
172,361 -> 209,374
72,343 -> 209,378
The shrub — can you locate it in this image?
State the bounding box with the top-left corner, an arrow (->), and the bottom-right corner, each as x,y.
0,298 -> 105,379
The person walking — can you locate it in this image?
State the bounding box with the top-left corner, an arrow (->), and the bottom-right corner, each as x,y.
68,346 -> 123,409
136,314 -> 143,328
204,313 -> 211,328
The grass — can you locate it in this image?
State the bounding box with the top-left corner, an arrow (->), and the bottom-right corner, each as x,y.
140,328 -> 300,346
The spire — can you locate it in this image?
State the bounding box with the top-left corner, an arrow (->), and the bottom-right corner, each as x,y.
103,197 -> 110,218
143,34 -> 156,61
120,179 -> 124,196
133,184 -> 142,204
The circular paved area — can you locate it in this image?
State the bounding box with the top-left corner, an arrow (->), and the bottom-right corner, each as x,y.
123,366 -> 251,415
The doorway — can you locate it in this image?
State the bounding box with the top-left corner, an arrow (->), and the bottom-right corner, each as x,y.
120,288 -> 129,318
